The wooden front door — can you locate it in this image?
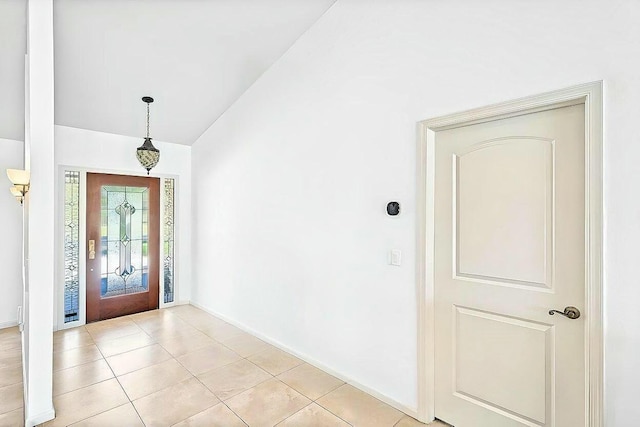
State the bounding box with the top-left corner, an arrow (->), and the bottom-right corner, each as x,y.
86,173 -> 160,322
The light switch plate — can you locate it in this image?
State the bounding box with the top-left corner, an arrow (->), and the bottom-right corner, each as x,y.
390,249 -> 402,266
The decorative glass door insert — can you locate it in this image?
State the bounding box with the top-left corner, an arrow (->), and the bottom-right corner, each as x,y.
101,185 -> 149,297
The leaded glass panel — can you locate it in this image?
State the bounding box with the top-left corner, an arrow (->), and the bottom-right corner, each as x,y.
163,178 -> 175,303
101,185 -> 149,297
64,171 -> 80,323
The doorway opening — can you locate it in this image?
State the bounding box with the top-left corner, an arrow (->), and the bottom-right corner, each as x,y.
58,170 -> 177,328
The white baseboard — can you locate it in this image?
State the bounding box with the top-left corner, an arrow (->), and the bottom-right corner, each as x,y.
0,320 -> 18,330
189,301 -> 418,418
26,407 -> 55,427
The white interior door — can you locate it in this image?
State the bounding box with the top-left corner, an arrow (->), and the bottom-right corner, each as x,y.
434,104 -> 586,427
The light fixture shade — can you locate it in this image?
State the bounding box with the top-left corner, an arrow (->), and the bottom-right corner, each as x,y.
10,186 -> 22,197
6,169 -> 29,186
136,137 -> 160,175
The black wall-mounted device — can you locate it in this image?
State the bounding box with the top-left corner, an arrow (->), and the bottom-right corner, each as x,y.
386,201 -> 400,216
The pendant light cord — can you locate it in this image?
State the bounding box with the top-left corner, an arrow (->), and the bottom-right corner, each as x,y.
146,102 -> 150,138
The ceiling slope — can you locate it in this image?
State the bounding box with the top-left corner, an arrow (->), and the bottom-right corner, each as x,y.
0,0 -> 26,142
53,0 -> 336,145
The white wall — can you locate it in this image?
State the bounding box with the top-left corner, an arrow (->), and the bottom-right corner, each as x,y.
54,125 -> 193,315
191,0 -> 640,425
0,138 -> 24,328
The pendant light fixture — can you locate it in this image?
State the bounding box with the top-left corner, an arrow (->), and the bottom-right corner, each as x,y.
136,96 -> 160,175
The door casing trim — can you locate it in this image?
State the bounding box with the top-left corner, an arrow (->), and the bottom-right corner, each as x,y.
416,81 -> 603,426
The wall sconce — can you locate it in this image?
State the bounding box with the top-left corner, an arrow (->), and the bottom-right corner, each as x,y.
6,169 -> 30,205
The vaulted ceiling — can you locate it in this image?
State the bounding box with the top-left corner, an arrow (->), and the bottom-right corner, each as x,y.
0,0 -> 26,142
0,0 -> 335,144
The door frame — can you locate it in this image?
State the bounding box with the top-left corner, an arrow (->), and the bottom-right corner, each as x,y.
54,166 -> 180,330
416,81 -> 603,425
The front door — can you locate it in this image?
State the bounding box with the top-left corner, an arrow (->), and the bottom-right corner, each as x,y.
86,173 -> 160,322
434,104 -> 585,426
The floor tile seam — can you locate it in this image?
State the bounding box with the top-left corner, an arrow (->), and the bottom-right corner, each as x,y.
0,364 -> 23,376
144,373 -> 219,426
264,358 -> 307,377
0,406 -> 24,419
214,375 -> 274,403
126,399 -> 148,427
195,352 -> 275,378
264,378 -> 352,425
85,318 -> 141,327
273,401 -> 354,427
94,341 -> 131,401
64,402 -> 135,427
117,359 -> 197,402
94,328 -> 155,342
275,372 -> 345,403
0,382 -> 24,390
312,398 -> 357,427
306,380 -> 346,403
52,342 -> 98,356
103,342 -> 162,364
174,351 -> 241,377
392,416 -> 405,427
89,328 -> 148,344
148,329 -> 204,342
189,372 -> 249,426
155,339 -> 215,359
85,323 -> 141,336
160,327 -> 241,358
51,376 -> 115,400
53,328 -> 90,337
128,312 -> 178,326
52,326 -> 88,335
53,343 -> 96,354
0,354 -> 25,363
97,338 -> 160,359
0,403 -> 24,416
108,353 -> 175,378
94,342 -> 147,426
212,401 -> 250,427
182,317 -> 241,340
204,334 -> 248,359
271,401 -> 315,427
53,356 -> 106,373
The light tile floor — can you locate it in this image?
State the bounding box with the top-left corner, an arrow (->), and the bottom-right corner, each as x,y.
2,305 -> 450,426
0,326 -> 24,427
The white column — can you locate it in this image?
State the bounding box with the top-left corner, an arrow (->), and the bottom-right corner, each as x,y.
24,0 -> 55,425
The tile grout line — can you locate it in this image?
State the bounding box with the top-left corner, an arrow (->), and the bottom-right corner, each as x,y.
169,308 -> 295,426
74,332 -> 147,427
170,308 -> 357,426
311,392 -> 356,427
96,316 -> 148,427
127,309 -> 236,426
188,366 -> 250,427
170,311 -> 253,426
